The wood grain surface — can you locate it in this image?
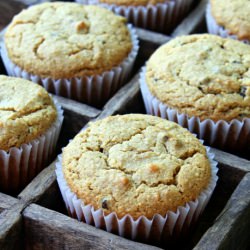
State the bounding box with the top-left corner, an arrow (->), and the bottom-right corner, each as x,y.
23,204 -> 161,250
0,193 -> 18,212
0,202 -> 25,250
194,173 -> 250,250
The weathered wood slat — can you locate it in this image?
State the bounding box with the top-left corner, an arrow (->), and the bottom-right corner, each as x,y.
18,161 -> 57,204
15,0 -> 51,5
172,0 -> 208,37
52,95 -> 100,119
23,204 -> 161,250
0,193 -> 18,211
194,173 -> 250,250
136,28 -> 171,45
0,202 -> 25,250
210,148 -> 250,173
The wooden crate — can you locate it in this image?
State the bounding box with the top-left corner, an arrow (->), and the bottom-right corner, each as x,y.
0,0 -> 250,249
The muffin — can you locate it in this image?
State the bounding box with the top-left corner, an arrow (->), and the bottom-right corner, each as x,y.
56,114 -> 218,244
140,34 -> 250,152
206,0 -> 250,43
1,2 -> 139,107
0,75 -> 63,194
76,0 -> 195,34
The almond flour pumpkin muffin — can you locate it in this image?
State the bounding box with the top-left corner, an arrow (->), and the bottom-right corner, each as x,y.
2,2 -> 138,107
140,34 -> 250,151
76,0 -> 195,34
0,75 -> 63,194
206,0 -> 250,43
56,114 -> 218,243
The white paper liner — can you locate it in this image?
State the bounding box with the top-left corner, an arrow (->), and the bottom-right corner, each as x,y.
0,100 -> 64,194
0,24 -> 139,107
55,147 -> 218,244
140,67 -> 250,151
76,0 -> 194,33
206,4 -> 250,44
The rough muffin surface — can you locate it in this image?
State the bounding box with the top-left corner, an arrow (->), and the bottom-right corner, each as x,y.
62,114 -> 211,219
99,0 -> 166,6
0,75 -> 57,151
4,2 -> 132,79
211,0 -> 250,41
146,34 -> 250,121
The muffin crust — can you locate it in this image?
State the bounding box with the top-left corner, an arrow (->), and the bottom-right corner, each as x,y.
62,114 -> 211,219
211,0 -> 250,41
146,34 -> 250,121
0,75 -> 57,150
4,2 -> 132,79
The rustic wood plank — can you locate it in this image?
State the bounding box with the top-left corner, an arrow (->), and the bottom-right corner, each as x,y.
15,0 -> 53,5
0,193 -> 18,212
210,148 -> 250,173
185,163 -> 246,249
18,161 -> 57,204
0,201 -> 25,250
23,204 -> 161,250
52,95 -> 100,119
172,0 -> 208,37
194,173 -> 250,250
136,28 -> 171,45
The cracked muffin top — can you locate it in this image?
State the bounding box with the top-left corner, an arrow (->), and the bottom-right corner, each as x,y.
0,75 -> 57,151
145,34 -> 250,122
211,0 -> 250,41
98,0 -> 166,6
62,114 -> 211,219
4,2 -> 132,79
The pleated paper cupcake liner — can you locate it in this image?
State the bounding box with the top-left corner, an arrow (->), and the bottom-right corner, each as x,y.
0,100 -> 64,194
206,4 -> 250,44
75,0 -> 194,33
140,67 -> 250,151
0,24 -> 139,107
55,148 -> 218,245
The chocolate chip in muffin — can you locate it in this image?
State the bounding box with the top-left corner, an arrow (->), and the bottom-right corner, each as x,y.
240,86 -> 247,98
101,198 -> 109,209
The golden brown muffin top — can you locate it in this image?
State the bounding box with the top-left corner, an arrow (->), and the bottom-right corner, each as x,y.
62,114 -> 211,219
0,75 -> 57,151
99,0 -> 166,6
4,2 -> 132,79
211,0 -> 250,41
146,34 -> 250,122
